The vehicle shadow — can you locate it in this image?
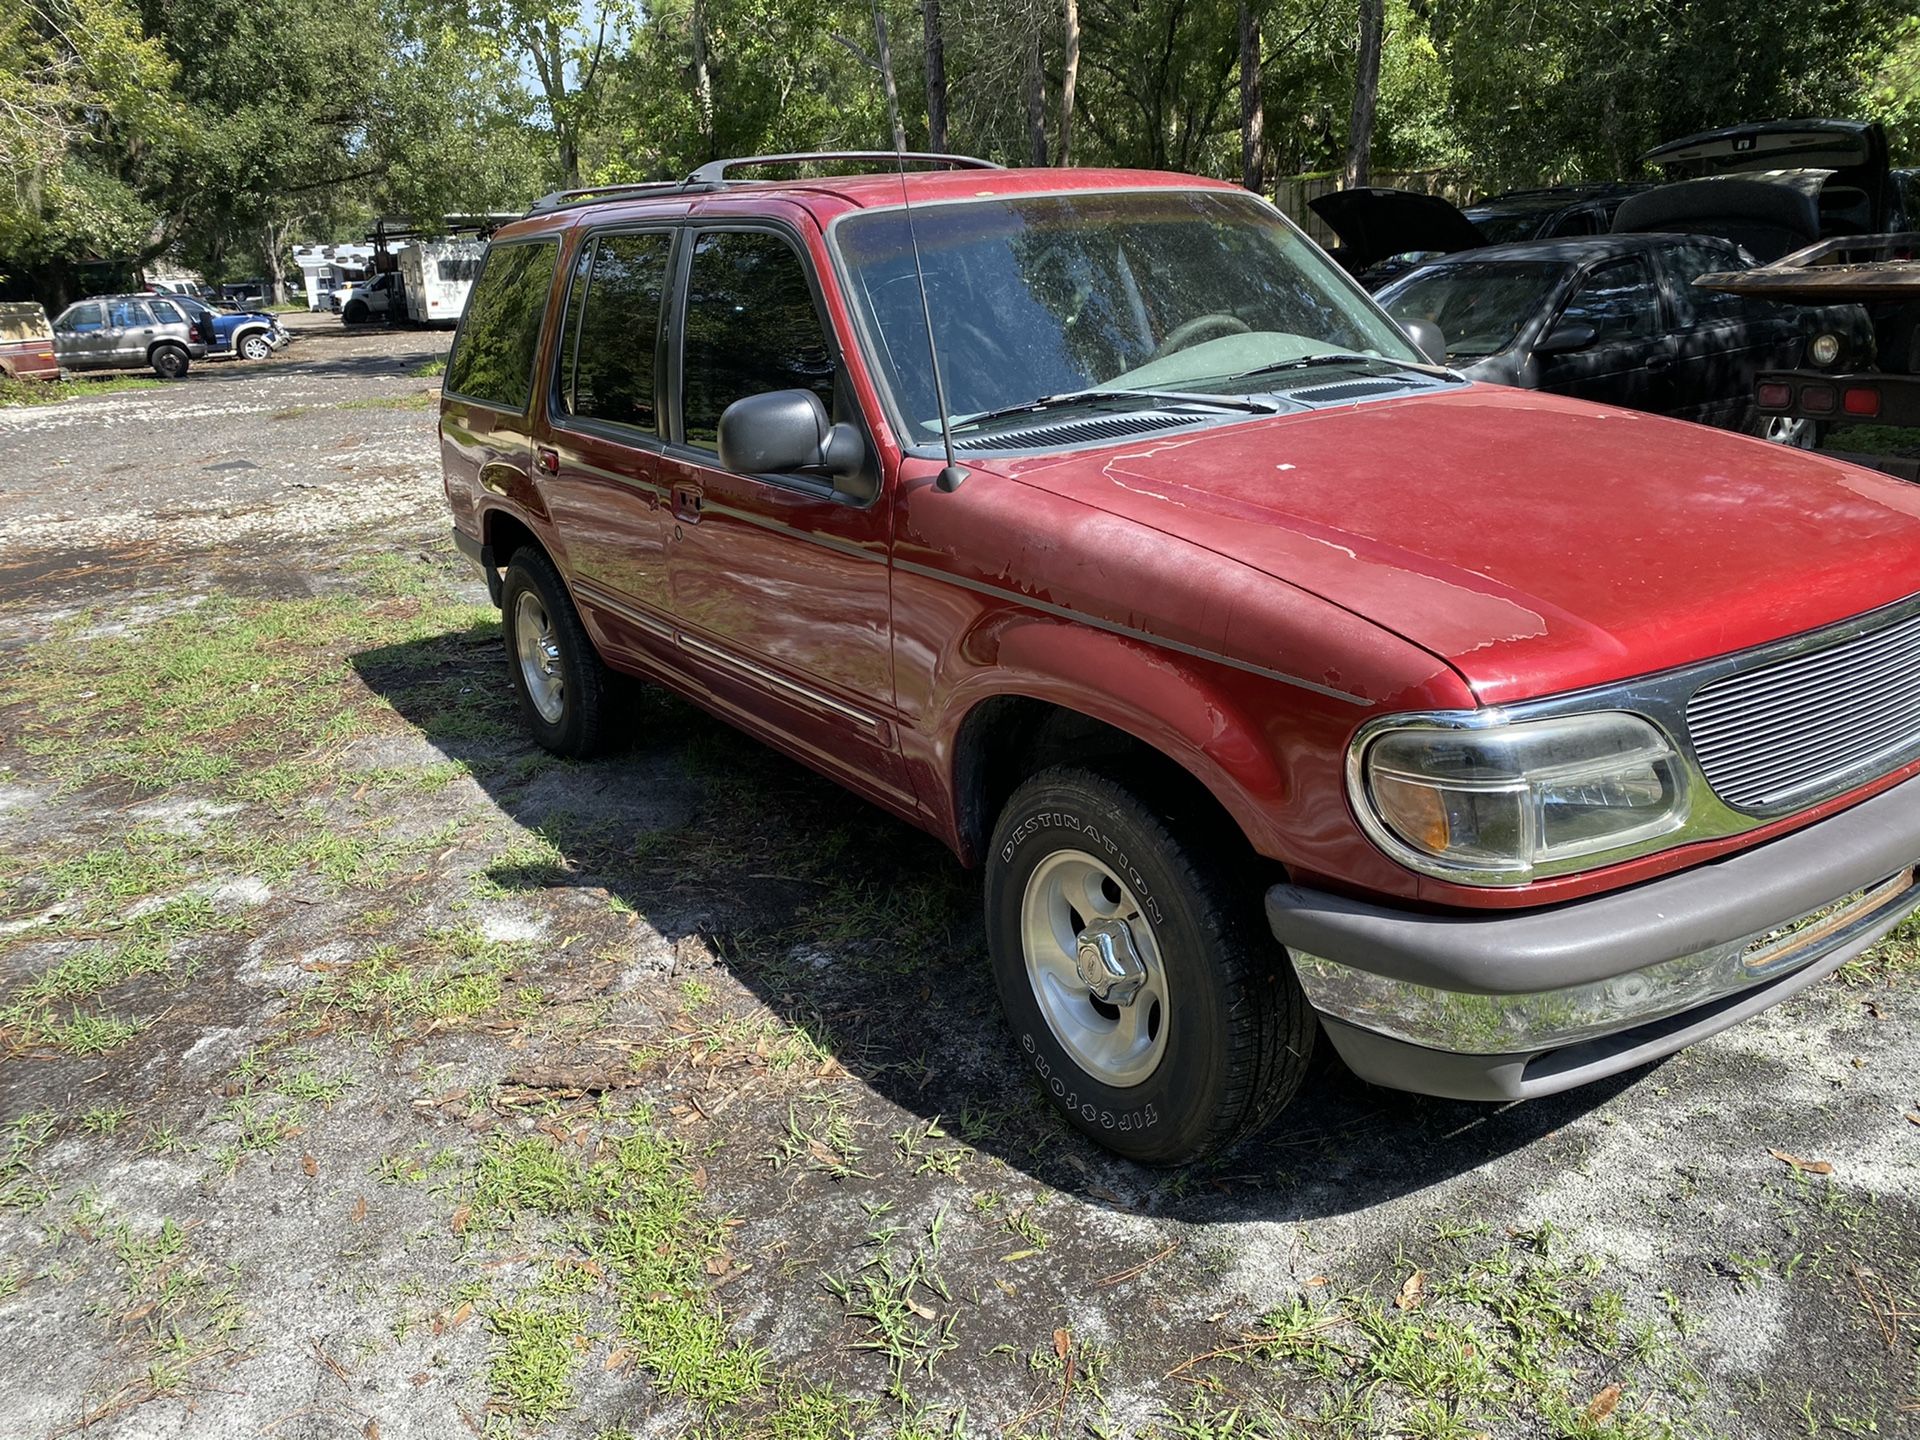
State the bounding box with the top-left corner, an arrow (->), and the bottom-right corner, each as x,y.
351,628 -> 1642,1224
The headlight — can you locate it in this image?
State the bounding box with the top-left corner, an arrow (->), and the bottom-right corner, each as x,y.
1810,332 -> 1842,368
1350,712 -> 1689,884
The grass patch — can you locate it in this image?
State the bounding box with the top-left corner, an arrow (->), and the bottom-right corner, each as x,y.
462,1119 -> 765,1412
338,390 -> 436,412
412,357 -> 447,378
303,928 -> 520,1036
1,1111 -> 57,1210
0,374 -> 164,407
486,1297 -> 585,1422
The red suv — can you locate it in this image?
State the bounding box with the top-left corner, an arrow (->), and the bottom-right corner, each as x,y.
440,154 -> 1920,1164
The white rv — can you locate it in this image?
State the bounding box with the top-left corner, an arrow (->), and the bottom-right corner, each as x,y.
399,241 -> 483,324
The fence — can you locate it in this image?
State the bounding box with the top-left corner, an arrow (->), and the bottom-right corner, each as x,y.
1272,170 -> 1479,247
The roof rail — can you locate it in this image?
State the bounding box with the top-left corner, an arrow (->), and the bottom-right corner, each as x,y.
685,151 -> 1002,185
525,180 -> 701,216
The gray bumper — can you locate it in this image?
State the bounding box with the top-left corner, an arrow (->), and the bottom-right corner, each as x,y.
1269,772 -> 1920,1101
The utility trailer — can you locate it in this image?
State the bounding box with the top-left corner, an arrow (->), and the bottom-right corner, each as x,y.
1699,232 -> 1920,479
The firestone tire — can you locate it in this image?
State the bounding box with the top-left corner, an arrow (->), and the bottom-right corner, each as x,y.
499,549 -> 611,759
150,345 -> 189,379
984,766 -> 1316,1165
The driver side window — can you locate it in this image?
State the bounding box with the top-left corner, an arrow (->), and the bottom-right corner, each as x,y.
1559,258 -> 1658,344
61,303 -> 104,333
679,230 -> 837,451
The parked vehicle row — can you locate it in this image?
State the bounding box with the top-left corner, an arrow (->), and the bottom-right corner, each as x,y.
440,153 -> 1920,1165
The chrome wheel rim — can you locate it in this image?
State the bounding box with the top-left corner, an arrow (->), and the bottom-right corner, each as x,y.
1761,415 -> 1816,449
513,591 -> 565,724
1019,849 -> 1169,1088
241,336 -> 270,360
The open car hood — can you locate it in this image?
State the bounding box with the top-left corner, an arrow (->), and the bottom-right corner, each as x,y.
1307,188 -> 1487,270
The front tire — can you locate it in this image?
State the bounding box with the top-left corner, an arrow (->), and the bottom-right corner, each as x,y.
500,549 -> 611,758
984,767 -> 1315,1165
344,300 -> 369,325
238,332 -> 273,361
150,344 -> 189,379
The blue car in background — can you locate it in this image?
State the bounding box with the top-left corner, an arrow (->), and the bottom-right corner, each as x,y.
170,294 -> 289,361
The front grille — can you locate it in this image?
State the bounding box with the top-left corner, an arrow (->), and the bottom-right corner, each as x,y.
1686,606 -> 1920,811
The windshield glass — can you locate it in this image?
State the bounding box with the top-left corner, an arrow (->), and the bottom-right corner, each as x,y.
1378,260 -> 1565,361
833,188 -> 1420,441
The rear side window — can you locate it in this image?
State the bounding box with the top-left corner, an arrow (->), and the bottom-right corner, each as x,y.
110,299 -> 154,327
680,230 -> 835,450
1666,241 -> 1748,323
558,231 -> 672,432
149,300 -> 183,324
446,240 -> 558,411
1559,257 -> 1658,342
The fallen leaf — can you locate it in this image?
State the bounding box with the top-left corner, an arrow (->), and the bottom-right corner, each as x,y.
1002,1249 -> 1040,1263
409,1372 -> 429,1388
703,1254 -> 732,1277
301,1154 -> 318,1178
363,1421 -> 381,1440
604,1348 -> 630,1372
1905,1113 -> 1920,1127
1053,1327 -> 1070,1361
1769,1148 -> 1835,1175
448,1301 -> 473,1329
348,1195 -> 368,1223
907,1294 -> 938,1321
994,1278 -> 1017,1297
1304,1275 -> 1329,1288
1394,1269 -> 1425,1310
690,1165 -> 708,1191
450,1205 -> 472,1235
1586,1384 -> 1622,1421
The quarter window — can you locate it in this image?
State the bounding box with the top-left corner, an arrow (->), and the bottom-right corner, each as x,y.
559,231 -> 672,432
1559,258 -> 1658,342
446,240 -> 559,411
149,299 -> 183,324
680,231 -> 835,450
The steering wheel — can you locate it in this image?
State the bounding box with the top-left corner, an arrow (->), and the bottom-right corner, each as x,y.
1148,312 -> 1251,362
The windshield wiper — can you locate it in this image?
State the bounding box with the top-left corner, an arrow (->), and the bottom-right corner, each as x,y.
952,387 -> 1277,431
1224,353 -> 1416,383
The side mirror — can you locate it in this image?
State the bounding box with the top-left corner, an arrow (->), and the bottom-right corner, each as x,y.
1535,320 -> 1598,357
1401,317 -> 1447,366
717,389 -> 864,480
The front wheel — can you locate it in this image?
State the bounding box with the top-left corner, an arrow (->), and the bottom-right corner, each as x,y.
984,767 -> 1315,1165
499,549 -> 611,758
150,344 -> 189,379
344,300 -> 369,325
237,332 -> 274,361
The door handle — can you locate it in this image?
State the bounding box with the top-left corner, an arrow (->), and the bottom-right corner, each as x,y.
1645,356 -> 1672,374
535,445 -> 559,476
672,485 -> 703,522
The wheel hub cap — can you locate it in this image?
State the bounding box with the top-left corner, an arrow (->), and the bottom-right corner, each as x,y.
513,593 -> 565,724
1075,918 -> 1148,1006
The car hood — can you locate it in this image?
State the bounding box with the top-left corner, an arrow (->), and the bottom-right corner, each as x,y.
994,385 -> 1920,706
1307,188 -> 1488,270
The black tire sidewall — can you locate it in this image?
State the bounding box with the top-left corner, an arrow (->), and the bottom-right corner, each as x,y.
500,553 -> 599,757
985,777 -> 1245,1164
152,346 -> 187,378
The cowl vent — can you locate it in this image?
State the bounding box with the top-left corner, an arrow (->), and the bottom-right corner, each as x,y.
1287,376 -> 1434,405
952,411 -> 1202,452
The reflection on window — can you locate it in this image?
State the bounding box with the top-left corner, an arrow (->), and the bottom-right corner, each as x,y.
1561,258 -> 1657,342
560,232 -> 671,432
681,231 -> 835,450
149,300 -> 183,324
109,300 -> 153,328
446,241 -> 559,410
1382,261 -> 1564,360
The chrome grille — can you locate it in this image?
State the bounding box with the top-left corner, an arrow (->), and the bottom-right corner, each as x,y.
1687,607 -> 1920,812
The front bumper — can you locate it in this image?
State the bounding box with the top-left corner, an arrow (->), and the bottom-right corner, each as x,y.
1268,772 -> 1920,1101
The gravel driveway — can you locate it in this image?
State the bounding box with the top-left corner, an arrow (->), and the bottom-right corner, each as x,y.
0,317 -> 1915,1440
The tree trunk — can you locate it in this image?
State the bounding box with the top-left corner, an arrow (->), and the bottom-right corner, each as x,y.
1343,0 -> 1384,189
1024,36 -> 1048,166
872,3 -> 907,152
922,0 -> 948,152
1059,0 -> 1079,165
1238,1 -> 1264,192
691,0 -> 715,161
261,222 -> 288,306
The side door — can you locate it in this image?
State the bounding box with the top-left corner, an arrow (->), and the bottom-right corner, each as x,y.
542,227 -> 677,665
658,224 -> 910,804
1535,255 -> 1670,415
440,238 -> 563,561
1658,239 -> 1783,428
106,298 -> 156,366
54,302 -> 111,368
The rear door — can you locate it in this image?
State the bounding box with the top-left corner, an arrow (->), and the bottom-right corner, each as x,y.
1658,238 -> 1794,427
1535,255 -> 1671,414
543,227 -> 677,659
658,223 -> 909,802
440,237 -> 563,555
106,298 -> 156,366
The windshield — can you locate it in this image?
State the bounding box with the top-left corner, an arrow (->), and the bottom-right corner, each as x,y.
1377,260 -> 1566,361
833,188 -> 1420,441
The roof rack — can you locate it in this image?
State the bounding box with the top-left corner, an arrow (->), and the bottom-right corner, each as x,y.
685,151 -> 1002,185
525,180 -> 699,216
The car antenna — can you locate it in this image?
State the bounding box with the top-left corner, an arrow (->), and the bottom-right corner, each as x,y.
892,143 -> 968,492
